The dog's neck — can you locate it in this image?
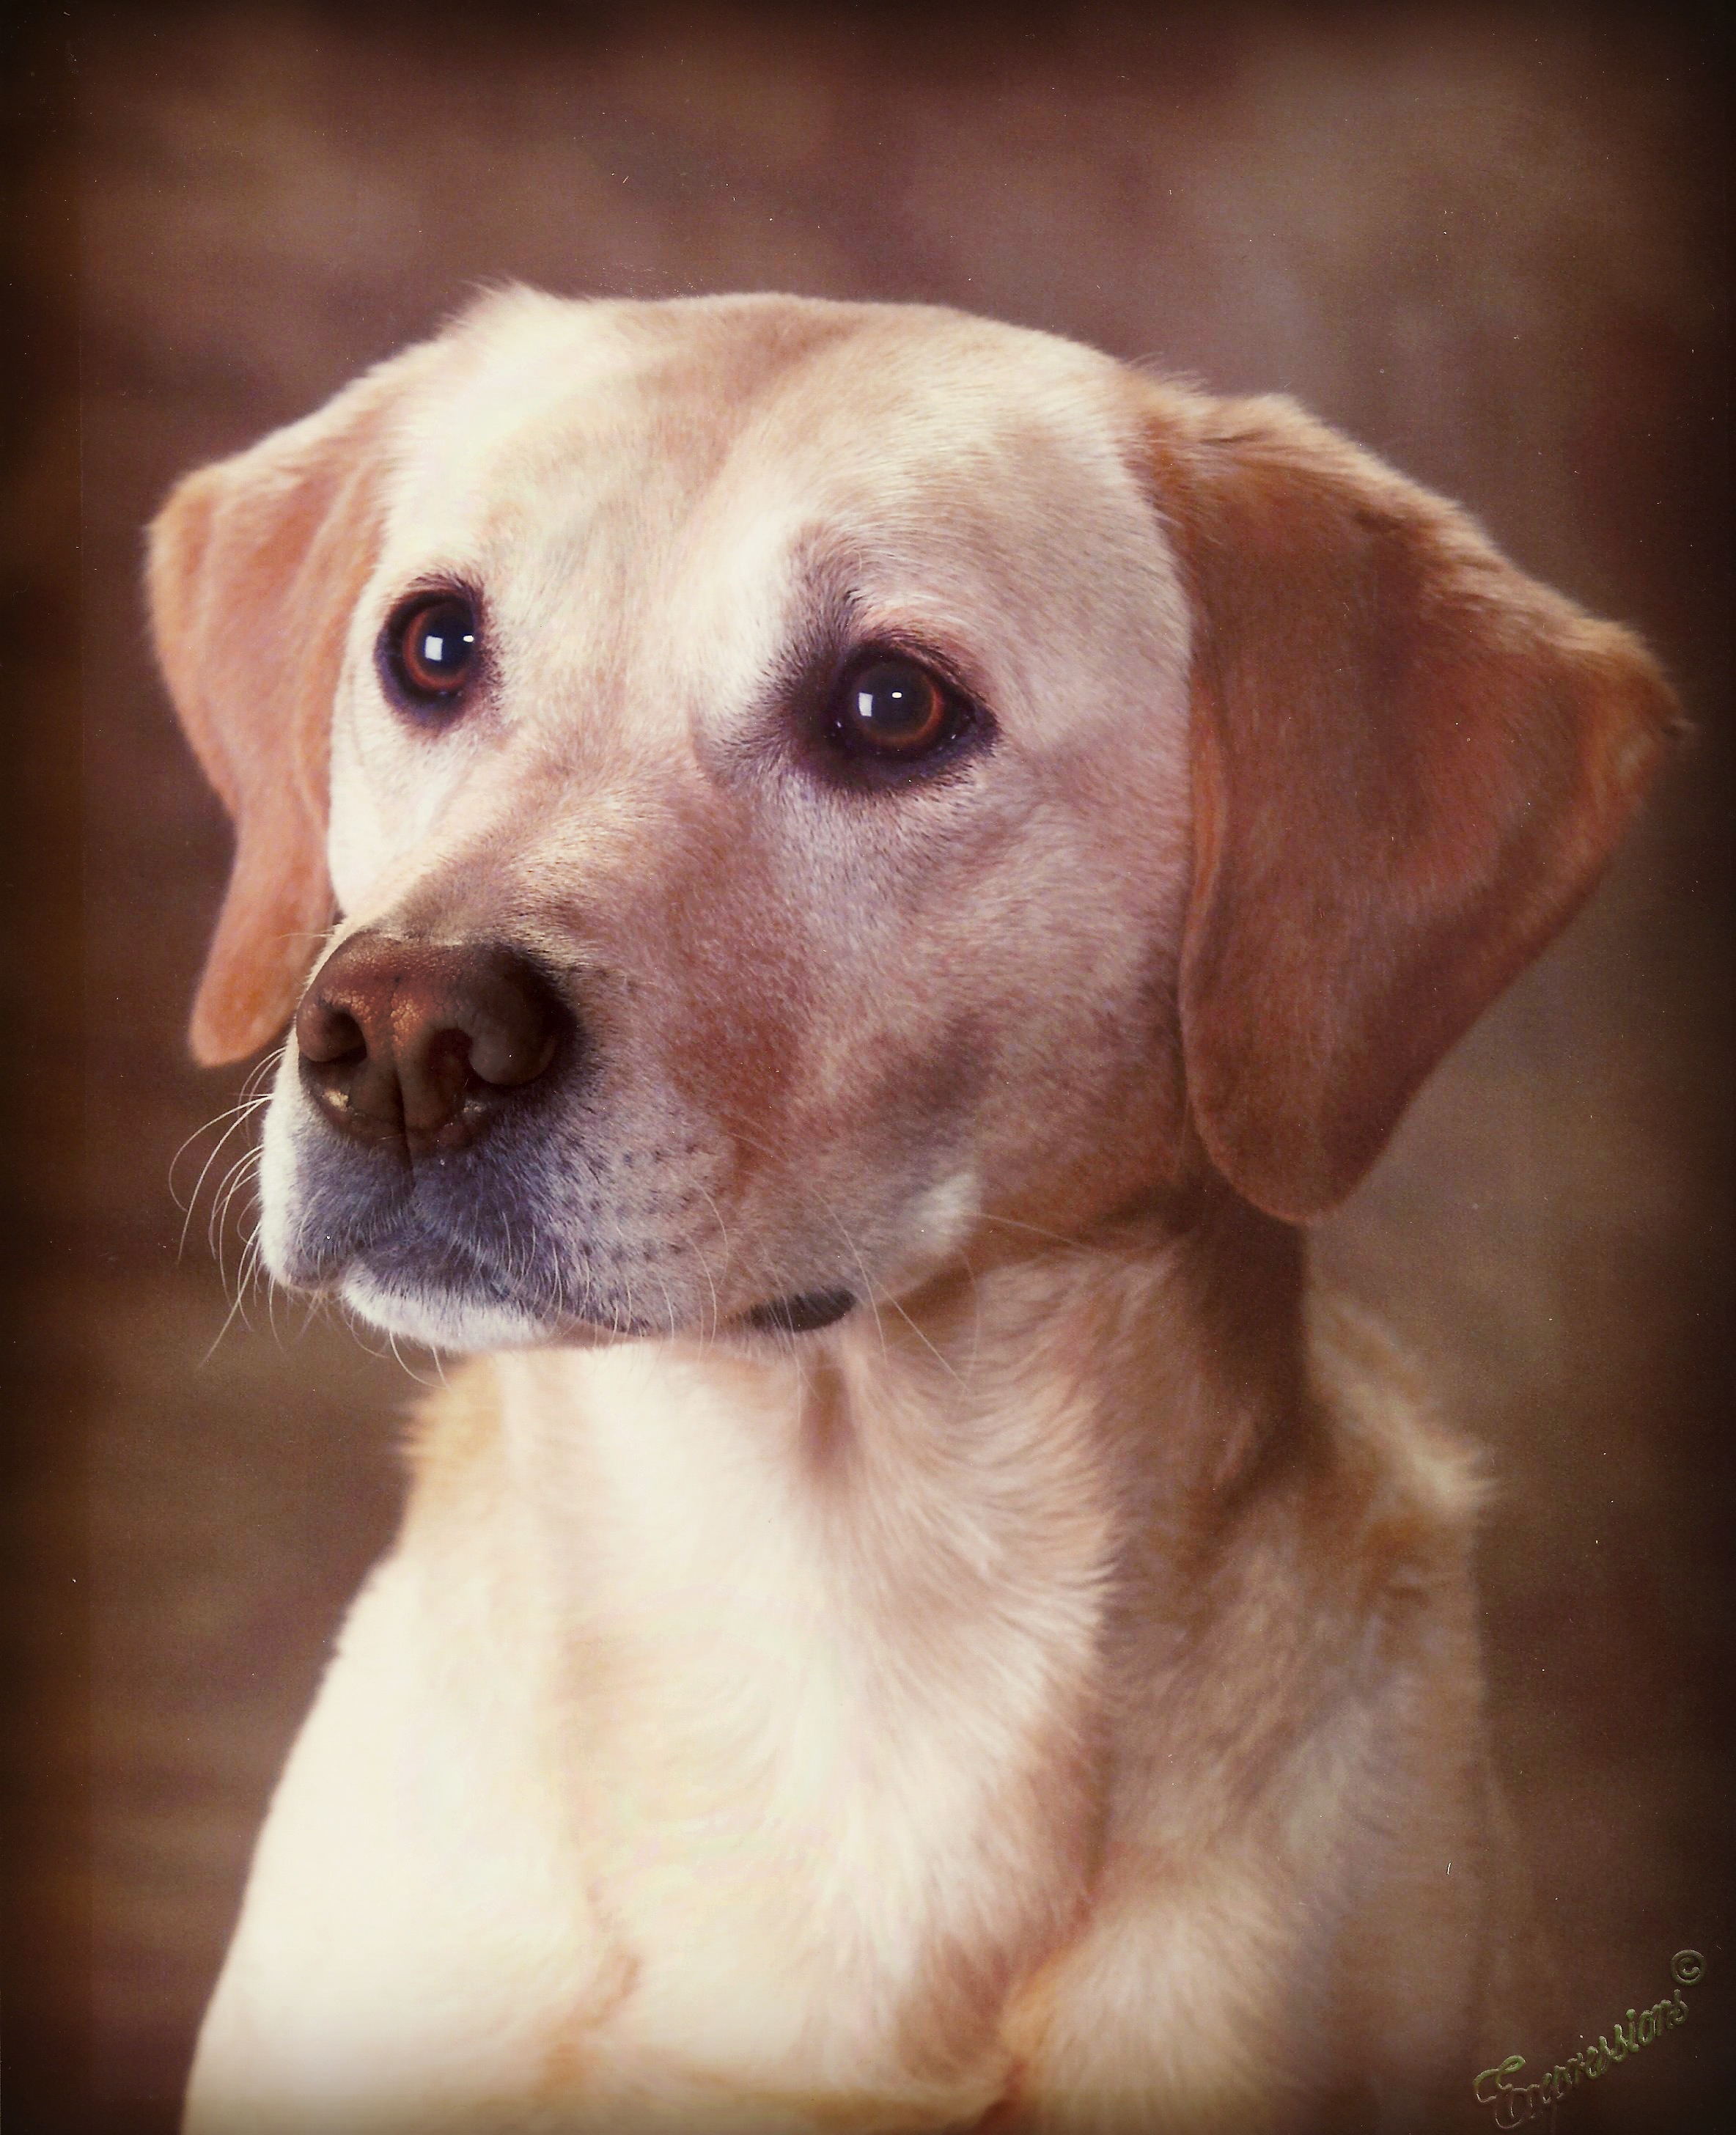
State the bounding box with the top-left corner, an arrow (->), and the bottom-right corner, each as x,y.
464,1191 -> 1320,2098
493,1186 -> 1311,1642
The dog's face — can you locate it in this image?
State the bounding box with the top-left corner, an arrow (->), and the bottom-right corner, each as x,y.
150,291 -> 1673,1351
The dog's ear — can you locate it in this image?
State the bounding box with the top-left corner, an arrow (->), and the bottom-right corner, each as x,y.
1142,389 -> 1679,1222
147,352 -> 427,1065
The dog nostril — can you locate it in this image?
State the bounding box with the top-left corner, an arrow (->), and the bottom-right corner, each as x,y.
467,1020 -> 560,1090
297,999 -> 369,1068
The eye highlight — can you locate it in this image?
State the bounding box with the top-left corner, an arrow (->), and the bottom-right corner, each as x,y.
380,592 -> 480,718
823,653 -> 979,772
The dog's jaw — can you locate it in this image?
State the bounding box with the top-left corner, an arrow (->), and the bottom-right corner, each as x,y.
336,1266 -> 556,1351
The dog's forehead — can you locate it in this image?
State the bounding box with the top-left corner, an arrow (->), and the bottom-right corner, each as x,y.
384,295 -> 1153,586
386,295 -> 845,530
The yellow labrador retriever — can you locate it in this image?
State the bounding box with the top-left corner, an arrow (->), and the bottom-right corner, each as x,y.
151,291 -> 1674,2134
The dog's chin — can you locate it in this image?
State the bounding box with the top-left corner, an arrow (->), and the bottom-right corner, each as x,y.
336,1266 -> 572,1353
337,1265 -> 860,1353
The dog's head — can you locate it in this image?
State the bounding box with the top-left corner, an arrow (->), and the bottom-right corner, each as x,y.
150,291 -> 1674,1349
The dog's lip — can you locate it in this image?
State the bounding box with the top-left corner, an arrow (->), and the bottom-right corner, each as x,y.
279,1210 -> 582,1324
738,1288 -> 857,1335
279,1183 -> 858,1342
333,1241 -> 856,1342
292,1210 -> 731,1342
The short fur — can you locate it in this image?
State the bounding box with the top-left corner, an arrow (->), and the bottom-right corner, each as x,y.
150,292 -> 1674,2133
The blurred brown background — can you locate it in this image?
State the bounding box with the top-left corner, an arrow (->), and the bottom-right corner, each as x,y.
5,2 -> 1729,2129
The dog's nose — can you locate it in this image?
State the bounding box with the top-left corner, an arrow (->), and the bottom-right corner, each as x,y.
295,933 -> 569,1155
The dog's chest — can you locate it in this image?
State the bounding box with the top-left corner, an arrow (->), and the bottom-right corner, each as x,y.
193,1345 -> 1115,2126
504,1345 -> 1112,2095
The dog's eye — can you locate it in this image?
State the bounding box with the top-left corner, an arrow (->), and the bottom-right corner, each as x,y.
828,658 -> 965,762
382,593 -> 479,714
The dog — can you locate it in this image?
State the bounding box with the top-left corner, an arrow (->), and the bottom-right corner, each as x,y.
150,290 -> 1674,2134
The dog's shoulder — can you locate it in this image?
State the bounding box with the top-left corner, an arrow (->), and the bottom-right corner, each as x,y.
1307,1294 -> 1487,1601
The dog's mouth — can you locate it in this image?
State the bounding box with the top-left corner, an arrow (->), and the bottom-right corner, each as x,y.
350,1222 -> 594,1317
339,1236 -> 856,1349
346,1227 -> 857,1345
269,1141 -> 862,1348
264,1075 -> 874,1349
739,1288 -> 858,1335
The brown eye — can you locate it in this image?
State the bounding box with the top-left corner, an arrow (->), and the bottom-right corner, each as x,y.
382,593 -> 479,713
831,658 -> 955,760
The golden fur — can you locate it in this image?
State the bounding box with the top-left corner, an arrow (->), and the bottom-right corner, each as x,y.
149,291 -> 1673,2131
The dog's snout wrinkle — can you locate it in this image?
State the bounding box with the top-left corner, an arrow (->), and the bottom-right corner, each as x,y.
297,932 -> 569,1158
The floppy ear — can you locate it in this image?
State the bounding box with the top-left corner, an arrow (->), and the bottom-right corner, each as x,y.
1142,388 -> 1680,1223
147,353 -> 424,1065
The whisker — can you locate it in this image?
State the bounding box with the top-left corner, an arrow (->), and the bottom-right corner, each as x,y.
174,1100 -> 269,1259
209,1147 -> 263,1258
334,1296 -> 389,1363
691,1184 -> 730,1344
169,1093 -> 268,1208
199,1253 -> 259,1367
972,1211 -> 1122,1262
386,1329 -> 436,1389
884,1293 -> 965,1387
618,1253 -> 641,1341
957,1243 -> 985,1378
648,1257 -> 680,1340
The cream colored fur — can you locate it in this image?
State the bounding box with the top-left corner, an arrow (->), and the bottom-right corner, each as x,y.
150,292 -> 1672,2134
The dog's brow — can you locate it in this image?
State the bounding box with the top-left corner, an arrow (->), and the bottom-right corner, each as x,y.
687,568 -> 858,777
720,556 -> 994,769
775,563 -> 863,695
